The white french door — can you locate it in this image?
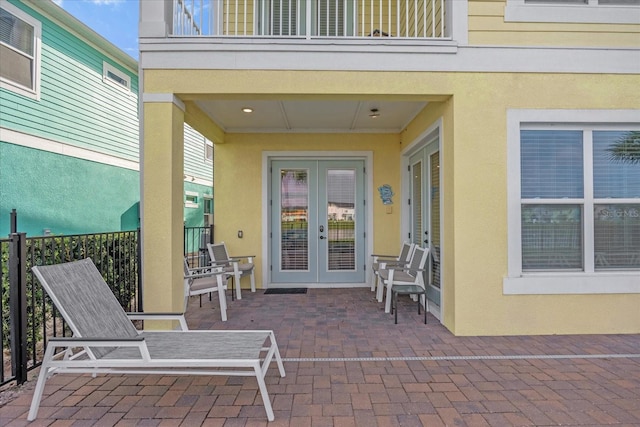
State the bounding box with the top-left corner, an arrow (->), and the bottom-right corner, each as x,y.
271,160 -> 365,284
409,141 -> 441,309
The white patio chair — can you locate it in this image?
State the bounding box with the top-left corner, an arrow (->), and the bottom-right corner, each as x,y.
207,242 -> 256,300
370,242 -> 415,292
183,257 -> 228,321
377,246 -> 430,314
29,259 -> 285,422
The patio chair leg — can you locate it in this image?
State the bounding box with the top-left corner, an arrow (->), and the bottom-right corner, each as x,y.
217,275 -> 227,322
385,284 -> 393,313
376,276 -> 384,302
235,272 -> 242,300
394,291 -> 398,324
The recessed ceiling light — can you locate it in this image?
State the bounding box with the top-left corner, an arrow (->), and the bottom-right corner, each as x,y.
242,107 -> 253,113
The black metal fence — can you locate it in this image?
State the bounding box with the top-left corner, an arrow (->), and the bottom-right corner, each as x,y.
184,225 -> 214,267
0,222 -> 214,388
0,229 -> 141,387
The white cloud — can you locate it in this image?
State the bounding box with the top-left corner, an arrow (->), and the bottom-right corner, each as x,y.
88,0 -> 124,5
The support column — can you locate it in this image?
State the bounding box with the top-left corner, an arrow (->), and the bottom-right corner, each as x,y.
142,99 -> 185,318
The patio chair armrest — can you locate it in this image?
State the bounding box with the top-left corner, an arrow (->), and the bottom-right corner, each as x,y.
185,269 -> 225,280
188,266 -> 221,273
126,312 -> 189,330
386,267 -> 426,272
230,255 -> 255,262
371,253 -> 397,258
210,260 -> 232,267
379,260 -> 406,266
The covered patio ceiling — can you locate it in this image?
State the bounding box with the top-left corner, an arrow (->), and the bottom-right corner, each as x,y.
193,99 -> 429,133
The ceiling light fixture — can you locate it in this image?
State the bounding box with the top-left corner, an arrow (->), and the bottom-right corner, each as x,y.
242,107 -> 253,113
369,108 -> 380,118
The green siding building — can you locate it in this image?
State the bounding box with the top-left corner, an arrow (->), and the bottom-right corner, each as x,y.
0,0 -> 213,237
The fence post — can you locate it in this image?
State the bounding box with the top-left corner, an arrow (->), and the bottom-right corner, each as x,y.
9,232 -> 28,385
10,209 -> 17,234
137,227 -> 143,312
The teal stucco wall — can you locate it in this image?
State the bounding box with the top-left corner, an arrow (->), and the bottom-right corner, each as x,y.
0,142 -> 139,236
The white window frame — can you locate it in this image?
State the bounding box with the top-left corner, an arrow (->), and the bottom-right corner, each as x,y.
0,0 -> 41,99
185,191 -> 199,208
504,109 -> 640,295
505,0 -> 640,24
102,61 -> 131,92
204,139 -> 213,163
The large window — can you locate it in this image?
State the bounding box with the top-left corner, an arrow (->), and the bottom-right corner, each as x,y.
506,110 -> 640,295
0,1 -> 40,97
520,128 -> 639,272
505,0 -> 640,23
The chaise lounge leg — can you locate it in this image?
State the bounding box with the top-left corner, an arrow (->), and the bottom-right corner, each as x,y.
28,345 -> 56,421
254,364 -> 275,421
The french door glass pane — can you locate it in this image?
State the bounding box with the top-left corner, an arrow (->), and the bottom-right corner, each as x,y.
430,153 -> 441,289
593,131 -> 640,199
412,162 -> 423,246
327,169 -> 355,270
594,204 -> 640,270
521,130 -> 584,199
280,169 -> 309,271
521,205 -> 583,270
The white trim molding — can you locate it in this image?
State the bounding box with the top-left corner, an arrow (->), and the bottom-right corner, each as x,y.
103,61 -> 132,93
505,0 -> 640,24
0,127 -> 139,171
505,109 -> 640,295
139,42 -> 640,75
261,151 -> 374,288
504,273 -> 640,295
142,93 -> 186,111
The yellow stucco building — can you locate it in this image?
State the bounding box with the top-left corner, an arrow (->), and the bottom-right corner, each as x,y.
139,0 -> 640,336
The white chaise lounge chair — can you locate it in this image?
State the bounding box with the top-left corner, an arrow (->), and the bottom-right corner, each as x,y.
29,258 -> 285,421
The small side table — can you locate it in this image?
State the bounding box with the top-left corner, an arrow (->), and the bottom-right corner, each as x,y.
391,285 -> 428,324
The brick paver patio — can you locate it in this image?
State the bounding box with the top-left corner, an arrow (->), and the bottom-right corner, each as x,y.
1,288 -> 639,426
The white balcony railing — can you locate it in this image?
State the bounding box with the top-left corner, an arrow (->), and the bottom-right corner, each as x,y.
172,0 -> 449,39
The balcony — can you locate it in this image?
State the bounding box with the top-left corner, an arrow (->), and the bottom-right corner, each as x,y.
173,0 -> 451,39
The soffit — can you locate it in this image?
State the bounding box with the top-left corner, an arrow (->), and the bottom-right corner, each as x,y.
194,99 -> 427,133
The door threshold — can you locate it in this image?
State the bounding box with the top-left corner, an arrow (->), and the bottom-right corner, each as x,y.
265,283 -> 369,289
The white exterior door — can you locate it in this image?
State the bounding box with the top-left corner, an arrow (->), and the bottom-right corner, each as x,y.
271,159 -> 365,284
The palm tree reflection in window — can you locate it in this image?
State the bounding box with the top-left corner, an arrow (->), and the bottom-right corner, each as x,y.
607,131 -> 640,165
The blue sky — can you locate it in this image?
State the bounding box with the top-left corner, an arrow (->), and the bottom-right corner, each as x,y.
54,0 -> 139,60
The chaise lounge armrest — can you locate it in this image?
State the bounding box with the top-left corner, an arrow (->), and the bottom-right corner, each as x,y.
126,312 -> 188,330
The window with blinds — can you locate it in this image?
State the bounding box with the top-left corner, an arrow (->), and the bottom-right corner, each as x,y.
0,5 -> 38,92
519,128 -> 640,272
326,169 -> 356,270
317,0 -> 346,36
593,131 -> 640,270
257,0 -> 300,36
280,169 -> 309,271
